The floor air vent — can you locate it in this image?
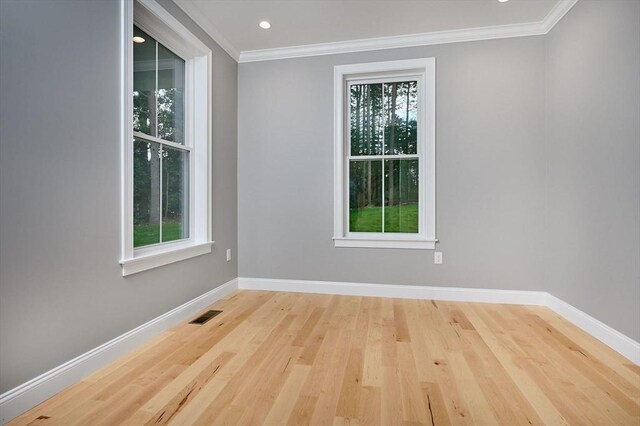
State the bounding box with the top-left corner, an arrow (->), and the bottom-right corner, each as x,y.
189,310 -> 222,325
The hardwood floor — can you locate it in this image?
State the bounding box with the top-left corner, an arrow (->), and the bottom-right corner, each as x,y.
9,290 -> 640,425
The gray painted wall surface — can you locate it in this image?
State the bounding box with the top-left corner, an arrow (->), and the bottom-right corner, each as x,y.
545,0 -> 640,341
0,0 -> 237,392
238,0 -> 639,343
1,0 -> 637,396
238,37 -> 548,290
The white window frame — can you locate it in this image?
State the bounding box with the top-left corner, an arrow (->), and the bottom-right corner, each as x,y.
333,58 -> 437,249
120,0 -> 213,275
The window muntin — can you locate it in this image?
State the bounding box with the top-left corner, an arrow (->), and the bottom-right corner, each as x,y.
348,78 -> 421,235
133,25 -> 189,248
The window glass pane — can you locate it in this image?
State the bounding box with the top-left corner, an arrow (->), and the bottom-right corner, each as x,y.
384,159 -> 419,233
350,83 -> 383,156
157,44 -> 185,144
384,81 -> 418,155
349,160 -> 382,232
134,138 -> 161,247
161,145 -> 189,242
133,26 -> 157,137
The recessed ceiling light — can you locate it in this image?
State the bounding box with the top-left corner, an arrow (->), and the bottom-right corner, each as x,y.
259,21 -> 271,29
133,36 -> 145,43
498,0 -> 509,2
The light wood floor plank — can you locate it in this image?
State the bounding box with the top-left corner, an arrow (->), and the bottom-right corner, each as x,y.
9,290 -> 639,426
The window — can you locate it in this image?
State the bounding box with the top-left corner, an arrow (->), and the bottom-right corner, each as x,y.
133,25 -> 188,247
333,59 -> 436,249
120,0 -> 212,275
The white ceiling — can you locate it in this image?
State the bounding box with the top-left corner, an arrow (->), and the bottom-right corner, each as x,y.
175,0 -> 560,56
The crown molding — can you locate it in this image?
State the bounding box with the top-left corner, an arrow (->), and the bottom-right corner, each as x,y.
173,0 -> 579,64
239,21 -> 547,63
172,0 -> 240,61
239,0 -> 579,63
543,0 -> 580,32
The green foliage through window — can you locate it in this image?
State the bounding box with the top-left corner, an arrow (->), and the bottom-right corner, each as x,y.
132,25 -> 188,248
348,80 -> 420,234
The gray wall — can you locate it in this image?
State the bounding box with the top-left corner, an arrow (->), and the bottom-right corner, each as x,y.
0,0 -> 237,393
545,0 -> 640,341
1,0 -> 637,396
238,1 -> 639,341
238,37 -> 548,290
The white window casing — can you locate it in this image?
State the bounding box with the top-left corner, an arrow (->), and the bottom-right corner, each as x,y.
120,0 -> 213,275
333,58 -> 437,249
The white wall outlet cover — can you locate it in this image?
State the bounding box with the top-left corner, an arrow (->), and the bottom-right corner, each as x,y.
434,252 -> 443,264
226,249 -> 232,262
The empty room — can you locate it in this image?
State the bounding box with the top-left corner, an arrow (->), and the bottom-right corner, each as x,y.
0,0 -> 639,424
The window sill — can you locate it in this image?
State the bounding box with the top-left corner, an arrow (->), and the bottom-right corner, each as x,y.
333,237 -> 437,250
120,241 -> 214,276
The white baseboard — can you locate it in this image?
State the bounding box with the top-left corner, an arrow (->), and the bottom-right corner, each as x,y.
0,278 -> 238,425
238,277 -> 640,365
238,277 -> 548,305
3,276 -> 638,424
546,294 -> 640,365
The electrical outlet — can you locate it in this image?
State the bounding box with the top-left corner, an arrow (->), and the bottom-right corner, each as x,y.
434,252 -> 443,265
226,249 -> 232,262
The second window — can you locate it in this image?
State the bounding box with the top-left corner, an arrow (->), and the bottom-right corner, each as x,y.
349,79 -> 420,234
